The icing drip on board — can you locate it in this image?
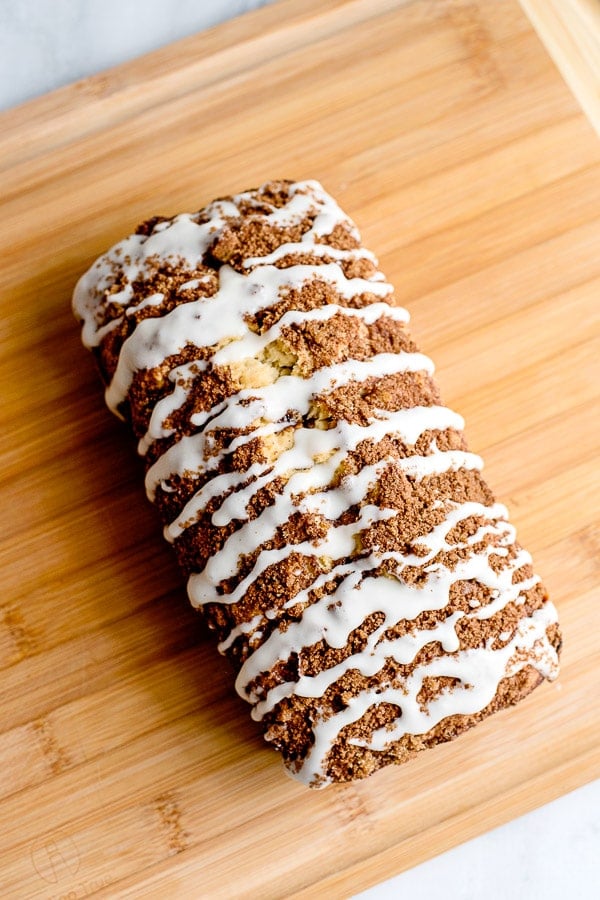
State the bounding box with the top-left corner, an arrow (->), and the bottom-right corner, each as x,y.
73,179 -> 560,788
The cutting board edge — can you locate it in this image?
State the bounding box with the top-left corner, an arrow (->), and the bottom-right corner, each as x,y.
296,760 -> 599,899
0,0 -> 405,168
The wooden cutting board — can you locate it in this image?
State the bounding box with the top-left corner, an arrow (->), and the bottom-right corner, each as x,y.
1,1 -> 599,897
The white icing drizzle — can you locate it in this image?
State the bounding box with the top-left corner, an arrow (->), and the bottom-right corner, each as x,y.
253,545 -> 538,714
242,241 -> 381,271
145,353 -> 438,500
137,301 -> 409,457
239,505 -> 529,715
298,601 -> 557,786
187,503 -> 398,609
137,359 -> 209,455
104,263 -> 394,415
73,179 -> 560,788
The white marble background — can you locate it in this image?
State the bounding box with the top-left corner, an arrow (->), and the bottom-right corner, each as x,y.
0,0 -> 278,110
1,1 -> 598,897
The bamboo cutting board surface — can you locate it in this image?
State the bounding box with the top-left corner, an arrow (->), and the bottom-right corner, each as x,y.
1,0 -> 599,897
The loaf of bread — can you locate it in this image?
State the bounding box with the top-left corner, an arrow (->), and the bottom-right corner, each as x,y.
73,179 -> 561,787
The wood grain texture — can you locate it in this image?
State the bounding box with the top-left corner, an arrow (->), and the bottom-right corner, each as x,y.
520,0 -> 600,136
0,0 -> 599,897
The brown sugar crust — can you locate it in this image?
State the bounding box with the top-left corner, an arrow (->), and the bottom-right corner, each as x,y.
321,664 -> 551,784
73,179 -> 561,787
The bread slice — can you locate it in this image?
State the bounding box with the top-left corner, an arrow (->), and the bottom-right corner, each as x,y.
73,179 -> 560,787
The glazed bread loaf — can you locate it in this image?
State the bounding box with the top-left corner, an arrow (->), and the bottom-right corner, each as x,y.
73,179 -> 560,787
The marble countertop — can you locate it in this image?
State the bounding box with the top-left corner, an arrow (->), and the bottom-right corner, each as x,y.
2,1 -> 597,897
